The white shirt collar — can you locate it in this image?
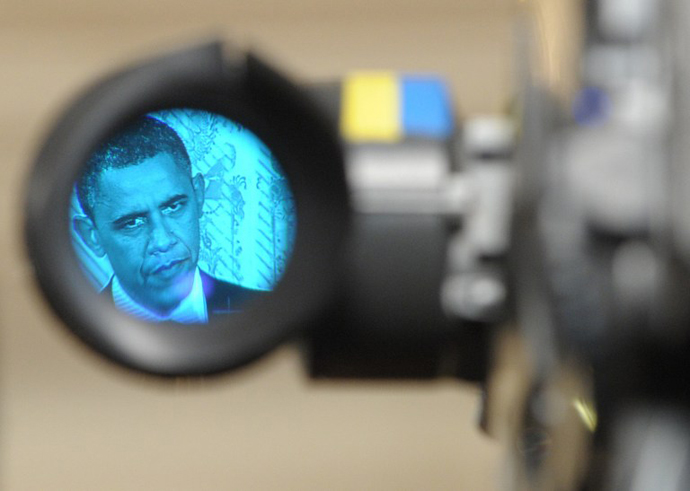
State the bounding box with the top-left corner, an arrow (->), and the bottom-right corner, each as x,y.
111,268 -> 208,324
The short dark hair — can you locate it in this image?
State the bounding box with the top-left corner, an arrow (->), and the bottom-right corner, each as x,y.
76,116 -> 192,218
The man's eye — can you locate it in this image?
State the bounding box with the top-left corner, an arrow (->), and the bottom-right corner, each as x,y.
163,199 -> 186,214
119,217 -> 145,230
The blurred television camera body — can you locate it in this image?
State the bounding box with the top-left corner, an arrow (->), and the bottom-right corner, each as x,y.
482,0 -> 690,489
314,0 -> 690,488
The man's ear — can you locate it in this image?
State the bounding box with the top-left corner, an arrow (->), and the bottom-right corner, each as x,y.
192,173 -> 205,212
73,216 -> 106,257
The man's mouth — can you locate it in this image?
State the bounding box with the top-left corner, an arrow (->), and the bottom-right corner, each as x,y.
148,257 -> 188,279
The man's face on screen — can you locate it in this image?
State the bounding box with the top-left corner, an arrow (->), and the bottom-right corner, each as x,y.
81,152 -> 205,314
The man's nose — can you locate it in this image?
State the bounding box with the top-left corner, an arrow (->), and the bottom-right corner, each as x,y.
147,215 -> 177,254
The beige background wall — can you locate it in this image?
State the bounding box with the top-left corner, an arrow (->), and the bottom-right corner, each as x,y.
0,1 -> 524,489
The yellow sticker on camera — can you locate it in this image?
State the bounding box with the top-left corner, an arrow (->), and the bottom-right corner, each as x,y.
341,72 -> 402,143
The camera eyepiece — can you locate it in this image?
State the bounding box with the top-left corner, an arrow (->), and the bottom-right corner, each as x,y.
25,41 -> 349,376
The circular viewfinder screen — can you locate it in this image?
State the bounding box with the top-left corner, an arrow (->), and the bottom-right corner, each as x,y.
70,109 -> 296,324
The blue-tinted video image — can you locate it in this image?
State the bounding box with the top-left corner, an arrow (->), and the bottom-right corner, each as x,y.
70,109 -> 296,324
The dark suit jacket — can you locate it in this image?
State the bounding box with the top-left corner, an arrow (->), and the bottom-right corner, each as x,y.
101,270 -> 265,321
199,270 -> 265,316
